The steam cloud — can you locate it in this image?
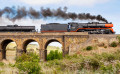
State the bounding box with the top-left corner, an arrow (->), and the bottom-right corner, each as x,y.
0,6 -> 108,23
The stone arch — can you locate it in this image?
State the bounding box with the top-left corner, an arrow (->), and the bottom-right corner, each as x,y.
45,39 -> 62,49
22,39 -> 40,53
1,39 -> 17,60
44,39 -> 63,60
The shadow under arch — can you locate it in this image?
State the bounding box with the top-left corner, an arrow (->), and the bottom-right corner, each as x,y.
23,39 -> 40,53
1,39 -> 17,60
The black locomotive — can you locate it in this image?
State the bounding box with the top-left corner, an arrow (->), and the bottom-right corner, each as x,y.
41,22 -> 114,34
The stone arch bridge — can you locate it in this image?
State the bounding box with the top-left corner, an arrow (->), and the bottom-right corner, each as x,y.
0,32 -> 88,61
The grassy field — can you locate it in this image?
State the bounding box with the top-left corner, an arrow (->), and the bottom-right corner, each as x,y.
1,49 -> 120,74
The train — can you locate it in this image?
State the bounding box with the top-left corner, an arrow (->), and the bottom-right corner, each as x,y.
0,22 -> 115,34
41,22 -> 115,34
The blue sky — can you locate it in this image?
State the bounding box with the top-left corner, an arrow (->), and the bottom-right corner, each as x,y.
0,0 -> 120,34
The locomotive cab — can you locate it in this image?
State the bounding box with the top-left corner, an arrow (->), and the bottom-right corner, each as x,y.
67,23 -> 72,32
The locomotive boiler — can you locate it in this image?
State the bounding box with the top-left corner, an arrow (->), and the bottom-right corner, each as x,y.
41,22 -> 114,34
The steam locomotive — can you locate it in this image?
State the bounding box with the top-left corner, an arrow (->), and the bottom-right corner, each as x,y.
0,22 -> 115,34
41,22 -> 114,34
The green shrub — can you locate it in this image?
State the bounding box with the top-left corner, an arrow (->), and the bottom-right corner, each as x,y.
93,53 -> 102,60
79,56 -> 100,70
100,62 -> 120,74
72,54 -> 79,58
9,63 -> 15,67
115,62 -> 120,73
100,64 -> 113,73
107,54 -> 116,61
65,54 -> 79,60
86,46 -> 93,51
104,46 -> 107,48
102,53 -> 116,61
64,55 -> 72,59
99,62 -> 120,74
110,42 -> 117,47
47,50 -> 54,60
47,50 -> 63,61
15,52 -> 41,74
117,36 -> 120,43
46,59 -> 62,67
16,53 -> 40,62
87,57 -> 100,70
0,62 -> 4,66
0,70 -> 4,74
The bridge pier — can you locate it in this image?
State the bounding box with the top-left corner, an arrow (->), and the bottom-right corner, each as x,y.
0,49 -> 2,61
39,49 -> 47,61
63,49 -> 69,57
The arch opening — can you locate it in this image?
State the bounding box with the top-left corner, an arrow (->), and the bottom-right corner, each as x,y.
23,39 -> 39,55
1,39 -> 17,61
45,39 -> 63,61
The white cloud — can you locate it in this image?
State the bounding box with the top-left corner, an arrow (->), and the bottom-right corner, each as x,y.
67,0 -> 110,6
20,0 -> 110,6
0,17 -> 46,32
20,0 -> 63,5
0,18 -> 13,25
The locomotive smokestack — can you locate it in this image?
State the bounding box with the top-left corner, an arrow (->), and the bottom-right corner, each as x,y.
0,6 -> 108,23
